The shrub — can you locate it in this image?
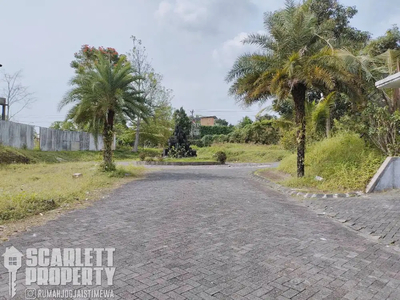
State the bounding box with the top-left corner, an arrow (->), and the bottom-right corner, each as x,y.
140,148 -> 162,157
188,139 -> 204,147
201,135 -> 213,147
139,152 -> 146,161
145,157 -> 154,162
280,128 -> 297,152
214,151 -> 227,164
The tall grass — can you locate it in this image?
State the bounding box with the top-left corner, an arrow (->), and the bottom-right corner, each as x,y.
278,133 -> 384,192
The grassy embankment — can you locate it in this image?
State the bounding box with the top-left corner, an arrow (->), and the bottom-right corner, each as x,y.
257,133 -> 385,193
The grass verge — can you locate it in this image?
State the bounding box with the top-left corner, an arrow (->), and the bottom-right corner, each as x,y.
272,133 -> 384,193
195,143 -> 289,163
0,162 -> 144,224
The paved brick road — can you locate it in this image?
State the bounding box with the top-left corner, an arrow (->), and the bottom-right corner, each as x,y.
1,166 -> 400,300
303,191 -> 400,246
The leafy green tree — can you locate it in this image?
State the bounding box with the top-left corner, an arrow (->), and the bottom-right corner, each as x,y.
71,45 -> 122,74
365,25 -> 400,56
238,116 -> 253,128
140,92 -> 174,147
226,1 -> 362,177
173,107 -> 191,137
307,0 -> 370,50
50,121 -> 78,131
60,53 -> 147,171
215,118 -> 229,126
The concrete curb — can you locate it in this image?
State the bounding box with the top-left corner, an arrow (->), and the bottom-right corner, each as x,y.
252,172 -> 364,199
134,161 -> 223,166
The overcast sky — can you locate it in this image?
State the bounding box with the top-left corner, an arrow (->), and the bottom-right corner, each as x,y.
1,0 -> 399,127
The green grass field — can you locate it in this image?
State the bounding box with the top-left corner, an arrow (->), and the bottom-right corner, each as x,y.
195,143 -> 289,163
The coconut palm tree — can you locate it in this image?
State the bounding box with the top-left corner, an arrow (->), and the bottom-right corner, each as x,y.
226,1 -> 362,177
60,54 -> 147,171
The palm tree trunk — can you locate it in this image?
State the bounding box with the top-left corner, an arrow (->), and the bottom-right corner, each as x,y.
133,118 -> 140,152
292,84 -> 307,178
103,110 -> 115,171
326,112 -> 331,138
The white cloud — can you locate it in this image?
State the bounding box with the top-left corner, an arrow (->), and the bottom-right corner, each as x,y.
212,31 -> 263,68
154,0 -> 256,35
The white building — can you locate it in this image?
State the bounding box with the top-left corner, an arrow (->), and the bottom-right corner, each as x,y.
375,72 -> 400,89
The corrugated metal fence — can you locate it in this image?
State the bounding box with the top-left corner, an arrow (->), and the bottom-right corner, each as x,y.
0,120 -> 115,151
0,120 -> 35,149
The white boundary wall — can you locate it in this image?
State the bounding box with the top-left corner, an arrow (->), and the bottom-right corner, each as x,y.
366,157 -> 400,193
0,121 -> 35,149
39,127 -> 115,151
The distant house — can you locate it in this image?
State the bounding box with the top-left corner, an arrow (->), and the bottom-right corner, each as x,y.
199,116 -> 217,127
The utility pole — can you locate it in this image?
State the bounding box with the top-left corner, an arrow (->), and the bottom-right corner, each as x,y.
0,98 -> 7,121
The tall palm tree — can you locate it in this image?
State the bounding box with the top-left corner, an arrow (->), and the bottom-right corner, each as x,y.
60,54 -> 147,171
226,1 -> 362,177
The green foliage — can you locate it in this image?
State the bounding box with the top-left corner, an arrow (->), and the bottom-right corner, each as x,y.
278,133 -> 384,191
99,161 -> 116,172
139,152 -> 146,161
167,145 -> 194,158
215,118 -> 229,126
71,45 -> 122,74
199,126 -> 234,137
225,121 -> 280,145
226,1 -> 364,177
0,162 -> 144,222
201,135 -> 214,147
214,151 -> 227,164
140,99 -> 174,147
173,107 -> 191,137
50,121 -> 79,131
139,148 -> 161,158
307,0 -> 370,50
280,128 -> 297,152
364,104 -> 400,156
60,51 -> 148,171
145,157 -> 154,162
196,143 -> 289,163
365,25 -> 400,56
238,116 -> 253,128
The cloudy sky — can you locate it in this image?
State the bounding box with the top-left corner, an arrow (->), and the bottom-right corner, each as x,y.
0,0 -> 399,127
